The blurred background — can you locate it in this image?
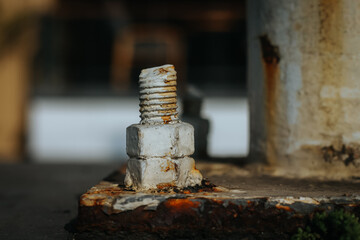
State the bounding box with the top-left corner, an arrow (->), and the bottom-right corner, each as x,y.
0,0 -> 248,163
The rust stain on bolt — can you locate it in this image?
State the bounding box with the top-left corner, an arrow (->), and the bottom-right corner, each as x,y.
164,80 -> 176,84
157,65 -> 174,75
161,160 -> 176,172
161,116 -> 172,124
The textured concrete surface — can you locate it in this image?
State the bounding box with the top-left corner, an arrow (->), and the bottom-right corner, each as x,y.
248,0 -> 360,178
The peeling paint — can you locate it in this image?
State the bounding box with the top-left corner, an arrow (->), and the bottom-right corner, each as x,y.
113,194 -> 169,211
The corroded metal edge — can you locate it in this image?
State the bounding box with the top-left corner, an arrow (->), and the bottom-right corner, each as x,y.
77,180 -> 360,239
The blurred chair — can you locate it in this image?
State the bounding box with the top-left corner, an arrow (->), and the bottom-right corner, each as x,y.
111,25 -> 187,92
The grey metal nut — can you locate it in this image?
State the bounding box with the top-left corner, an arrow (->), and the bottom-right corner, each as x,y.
126,122 -> 194,158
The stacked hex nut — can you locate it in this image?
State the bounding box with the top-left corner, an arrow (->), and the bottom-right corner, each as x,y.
124,65 -> 203,190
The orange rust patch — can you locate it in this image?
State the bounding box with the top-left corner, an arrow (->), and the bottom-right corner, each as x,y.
80,194 -> 108,207
159,92 -> 176,97
156,182 -> 175,189
160,103 -> 177,109
162,86 -> 176,92
164,199 -> 201,211
212,187 -> 224,193
157,68 -> 169,74
164,79 -> 176,84
212,199 -> 224,205
161,116 -> 172,124
160,159 -> 176,172
275,204 -> 292,212
158,98 -> 177,103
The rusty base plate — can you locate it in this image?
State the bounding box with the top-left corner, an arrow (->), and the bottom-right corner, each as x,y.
76,166 -> 360,239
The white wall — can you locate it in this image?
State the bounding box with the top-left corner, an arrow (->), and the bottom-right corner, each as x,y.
29,97 -> 248,163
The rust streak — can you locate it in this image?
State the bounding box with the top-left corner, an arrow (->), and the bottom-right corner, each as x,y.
164,80 -> 176,85
259,35 -> 280,165
259,35 -> 280,117
160,160 -> 176,172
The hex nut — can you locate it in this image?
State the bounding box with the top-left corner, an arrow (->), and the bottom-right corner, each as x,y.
124,157 -> 203,190
126,122 -> 194,158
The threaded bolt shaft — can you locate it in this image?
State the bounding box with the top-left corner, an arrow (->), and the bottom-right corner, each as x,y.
139,64 -> 180,124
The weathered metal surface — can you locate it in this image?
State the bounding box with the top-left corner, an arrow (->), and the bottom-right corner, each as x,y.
124,157 -> 203,190
126,123 -> 195,158
248,0 -> 360,178
139,64 -> 179,125
125,64 -> 203,190
77,176 -> 360,239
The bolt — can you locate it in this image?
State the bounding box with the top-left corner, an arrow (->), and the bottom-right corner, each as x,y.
139,64 -> 179,124
125,64 -> 203,190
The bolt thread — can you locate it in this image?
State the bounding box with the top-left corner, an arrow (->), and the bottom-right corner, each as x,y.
139,64 -> 179,124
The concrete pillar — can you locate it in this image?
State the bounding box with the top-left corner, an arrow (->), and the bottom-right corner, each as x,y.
248,0 -> 360,177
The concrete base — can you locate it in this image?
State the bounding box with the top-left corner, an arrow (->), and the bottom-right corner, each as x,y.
77,163 -> 360,239
124,157 -> 203,190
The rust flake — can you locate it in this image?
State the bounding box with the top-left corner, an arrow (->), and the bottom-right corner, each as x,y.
157,65 -> 174,75
161,116 -> 172,124
163,198 -> 201,211
157,68 -> 169,75
211,199 -> 224,205
275,204 -> 293,212
156,182 -> 176,189
160,159 -> 176,172
164,80 -> 176,85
